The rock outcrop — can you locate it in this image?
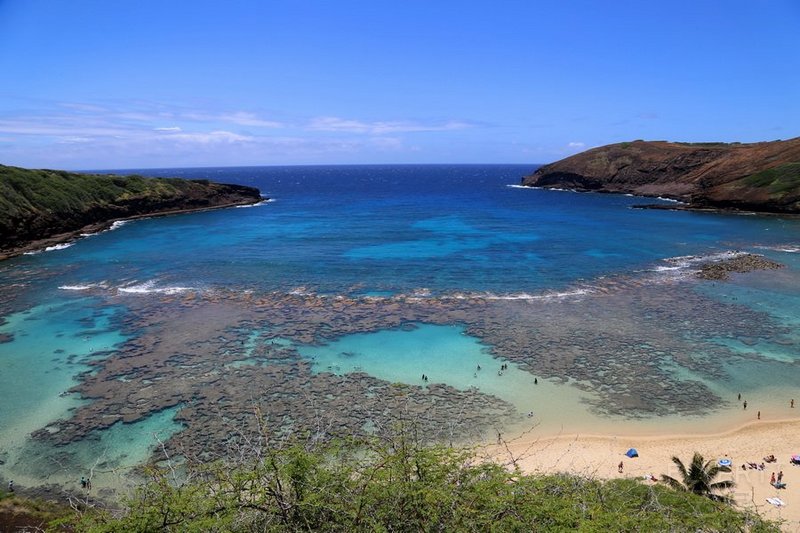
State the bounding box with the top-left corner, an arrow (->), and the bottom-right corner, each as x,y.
522,137 -> 800,213
0,164 -> 263,259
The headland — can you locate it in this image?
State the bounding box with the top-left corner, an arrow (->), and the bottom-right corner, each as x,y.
522,137 -> 800,214
0,164 -> 263,260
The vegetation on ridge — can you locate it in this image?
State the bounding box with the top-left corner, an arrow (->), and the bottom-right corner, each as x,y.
522,137 -> 800,213
0,164 -> 261,255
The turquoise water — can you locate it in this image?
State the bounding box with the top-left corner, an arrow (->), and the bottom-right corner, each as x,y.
1,164 -> 799,492
298,324 -> 538,407
0,300 -> 126,444
0,298 -> 184,491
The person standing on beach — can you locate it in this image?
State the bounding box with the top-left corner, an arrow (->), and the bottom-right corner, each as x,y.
792,399 -> 795,408
618,461 -> 624,473
743,400 -> 747,410
778,471 -> 784,483
758,411 -> 761,420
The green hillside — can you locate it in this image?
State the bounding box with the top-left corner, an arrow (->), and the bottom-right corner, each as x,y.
0,164 -> 261,256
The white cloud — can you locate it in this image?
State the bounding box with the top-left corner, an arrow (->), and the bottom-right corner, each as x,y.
308,116 -> 472,134
0,118 -> 132,137
182,111 -> 283,128
56,136 -> 93,144
167,130 -> 253,144
0,98 -> 485,167
217,112 -> 283,128
58,102 -> 109,113
568,142 -> 585,148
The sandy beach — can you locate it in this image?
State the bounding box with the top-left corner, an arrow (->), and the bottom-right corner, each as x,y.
488,418 -> 800,530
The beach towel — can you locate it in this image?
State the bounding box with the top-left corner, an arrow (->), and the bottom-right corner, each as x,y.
766,497 -> 785,507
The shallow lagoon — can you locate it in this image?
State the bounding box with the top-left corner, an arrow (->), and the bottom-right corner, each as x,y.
1,164 -> 799,495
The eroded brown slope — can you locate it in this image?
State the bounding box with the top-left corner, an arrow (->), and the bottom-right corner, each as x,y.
522,137 -> 800,213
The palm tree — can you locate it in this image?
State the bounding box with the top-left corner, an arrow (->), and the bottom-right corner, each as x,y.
661,452 -> 735,503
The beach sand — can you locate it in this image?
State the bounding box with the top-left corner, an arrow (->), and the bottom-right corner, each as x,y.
488,419 -> 800,530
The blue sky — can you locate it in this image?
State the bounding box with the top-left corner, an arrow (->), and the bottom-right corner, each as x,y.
0,0 -> 798,169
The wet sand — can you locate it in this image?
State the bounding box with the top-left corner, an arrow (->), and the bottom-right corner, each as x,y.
491,418 -> 800,530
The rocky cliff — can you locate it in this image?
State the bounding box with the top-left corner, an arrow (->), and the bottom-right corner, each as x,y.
522,137 -> 800,213
0,164 -> 263,258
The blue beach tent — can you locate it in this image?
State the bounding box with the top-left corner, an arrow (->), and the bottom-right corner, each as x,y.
626,448 -> 639,458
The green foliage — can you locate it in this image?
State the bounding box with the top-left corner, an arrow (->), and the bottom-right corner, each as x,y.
660,452 -> 734,503
67,432 -> 777,532
0,164 -> 251,248
742,163 -> 800,195
0,164 -> 208,221
675,141 -> 731,147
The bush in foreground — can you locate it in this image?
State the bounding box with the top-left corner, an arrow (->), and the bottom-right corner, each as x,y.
59,428 -> 778,532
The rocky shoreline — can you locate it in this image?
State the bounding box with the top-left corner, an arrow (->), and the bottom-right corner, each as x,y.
0,164 -> 264,260
522,138 -> 800,214
695,253 -> 784,281
0,198 -> 265,261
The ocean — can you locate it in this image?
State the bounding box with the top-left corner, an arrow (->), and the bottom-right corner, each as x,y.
1,164 -> 799,495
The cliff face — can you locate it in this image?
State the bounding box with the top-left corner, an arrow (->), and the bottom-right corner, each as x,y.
522,137 -> 800,213
0,165 -> 263,257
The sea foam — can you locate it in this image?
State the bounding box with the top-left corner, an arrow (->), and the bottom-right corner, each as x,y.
235,199 -> 275,208
58,282 -> 108,291
30,242 -> 75,253
117,280 -> 194,295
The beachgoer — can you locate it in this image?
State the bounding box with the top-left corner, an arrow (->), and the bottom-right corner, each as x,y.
778,471 -> 784,483
738,393 -> 741,400
497,432 -> 502,444
477,365 -> 481,371
743,400 -> 747,410
618,461 -> 624,473
792,399 -> 795,408
534,378 -> 538,385
758,410 -> 761,420
81,476 -> 87,488
7,480 -> 13,492
771,472 -> 776,485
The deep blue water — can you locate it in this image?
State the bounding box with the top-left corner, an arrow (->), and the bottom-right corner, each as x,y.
2,164 -> 800,490
9,164 -> 800,297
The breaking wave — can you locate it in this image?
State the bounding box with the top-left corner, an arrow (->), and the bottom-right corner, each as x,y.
117,280 -> 195,295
